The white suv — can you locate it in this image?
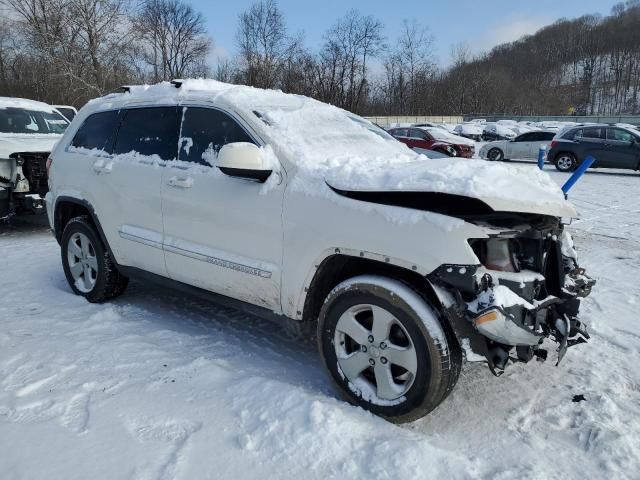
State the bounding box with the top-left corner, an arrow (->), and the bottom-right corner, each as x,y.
47,80 -> 594,422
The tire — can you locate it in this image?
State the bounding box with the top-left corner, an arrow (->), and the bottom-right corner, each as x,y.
554,152 -> 577,172
61,215 -> 128,303
487,147 -> 504,161
317,275 -> 460,423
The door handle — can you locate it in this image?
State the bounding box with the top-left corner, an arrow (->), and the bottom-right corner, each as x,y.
167,176 -> 193,188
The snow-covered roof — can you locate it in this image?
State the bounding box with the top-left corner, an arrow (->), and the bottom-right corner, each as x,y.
84,80 -> 576,218
0,97 -> 57,113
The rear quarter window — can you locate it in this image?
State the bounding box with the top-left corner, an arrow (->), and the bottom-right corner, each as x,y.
71,110 -> 121,153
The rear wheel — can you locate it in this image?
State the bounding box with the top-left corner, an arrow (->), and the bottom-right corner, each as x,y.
317,275 -> 460,423
554,153 -> 577,172
487,147 -> 504,161
61,216 -> 128,302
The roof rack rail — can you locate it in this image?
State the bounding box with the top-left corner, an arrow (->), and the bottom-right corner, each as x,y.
171,80 -> 183,88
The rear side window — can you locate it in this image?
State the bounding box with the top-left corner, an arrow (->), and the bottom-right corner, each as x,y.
581,127 -> 605,139
409,129 -> 425,139
392,128 -> 408,137
178,107 -> 255,165
71,110 -> 120,153
113,107 -> 180,160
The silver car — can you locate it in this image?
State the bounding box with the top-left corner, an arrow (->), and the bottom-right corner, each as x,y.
479,130 -> 556,161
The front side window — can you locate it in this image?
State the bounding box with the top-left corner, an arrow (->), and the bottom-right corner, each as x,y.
409,129 -> 426,139
607,128 -> 635,143
113,107 -> 180,160
0,107 -> 69,134
71,110 -> 120,153
178,107 -> 255,165
515,133 -> 534,142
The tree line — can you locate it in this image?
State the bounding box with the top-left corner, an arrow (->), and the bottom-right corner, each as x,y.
1,0 -> 639,115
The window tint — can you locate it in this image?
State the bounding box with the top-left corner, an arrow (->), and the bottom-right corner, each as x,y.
0,108 -> 68,134
391,128 -> 408,137
580,127 -> 605,140
515,133 -> 534,142
57,108 -> 76,121
71,110 -> 120,153
409,129 -> 426,139
607,128 -> 634,142
113,107 -> 180,160
539,132 -> 556,141
178,107 -> 255,166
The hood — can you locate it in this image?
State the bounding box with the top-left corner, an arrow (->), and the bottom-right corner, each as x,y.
0,134 -> 61,159
324,157 -> 578,218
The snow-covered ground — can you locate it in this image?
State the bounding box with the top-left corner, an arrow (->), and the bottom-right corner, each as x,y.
1,166 -> 639,480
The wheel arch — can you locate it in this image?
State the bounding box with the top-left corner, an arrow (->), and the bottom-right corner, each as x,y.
300,253 -> 446,328
54,197 -> 111,255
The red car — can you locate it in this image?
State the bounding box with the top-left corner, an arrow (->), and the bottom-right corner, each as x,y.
388,127 -> 474,158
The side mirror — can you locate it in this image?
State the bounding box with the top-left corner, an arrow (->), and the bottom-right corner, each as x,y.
216,142 -> 272,182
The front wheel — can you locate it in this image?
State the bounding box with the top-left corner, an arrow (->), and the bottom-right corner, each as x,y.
317,275 -> 460,423
554,152 -> 577,172
61,216 -> 128,302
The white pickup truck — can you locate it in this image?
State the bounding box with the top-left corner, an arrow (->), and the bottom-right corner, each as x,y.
0,97 -> 69,219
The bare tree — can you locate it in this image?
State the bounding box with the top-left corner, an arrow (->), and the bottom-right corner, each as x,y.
135,0 -> 211,81
315,9 -> 385,112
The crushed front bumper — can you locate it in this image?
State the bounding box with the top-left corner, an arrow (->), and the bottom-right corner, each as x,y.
428,227 -> 595,374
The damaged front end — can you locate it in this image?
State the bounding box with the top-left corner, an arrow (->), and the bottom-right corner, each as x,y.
0,151 -> 49,220
428,213 -> 595,375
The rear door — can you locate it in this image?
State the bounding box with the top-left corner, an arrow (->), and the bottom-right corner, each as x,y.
68,106 -> 179,276
605,128 -> 640,170
160,106 -> 284,310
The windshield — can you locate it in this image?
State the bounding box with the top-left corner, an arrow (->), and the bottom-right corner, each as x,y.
0,107 -> 69,134
254,103 -> 409,165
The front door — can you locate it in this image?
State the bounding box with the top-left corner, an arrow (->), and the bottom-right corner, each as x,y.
161,106 -> 284,311
605,128 -> 640,169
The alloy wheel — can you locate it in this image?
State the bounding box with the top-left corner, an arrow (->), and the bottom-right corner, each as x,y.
334,304 -> 418,402
67,232 -> 98,293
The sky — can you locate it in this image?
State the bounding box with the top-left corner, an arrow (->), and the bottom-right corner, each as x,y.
191,0 -> 621,68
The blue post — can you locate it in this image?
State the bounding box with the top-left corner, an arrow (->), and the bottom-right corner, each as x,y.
538,146 -> 546,170
561,155 -> 596,195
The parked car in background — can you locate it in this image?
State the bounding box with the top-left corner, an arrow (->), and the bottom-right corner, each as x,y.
547,124 -> 640,172
453,122 -> 483,141
55,105 -> 78,122
482,123 -> 516,141
47,80 -> 593,423
388,127 -> 474,157
0,97 -> 69,219
479,130 -> 556,162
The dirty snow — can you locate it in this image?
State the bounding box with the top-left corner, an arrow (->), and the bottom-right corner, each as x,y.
1,166 -> 639,479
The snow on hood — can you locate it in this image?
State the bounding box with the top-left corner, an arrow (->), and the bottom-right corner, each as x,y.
0,133 -> 61,159
325,156 -> 578,218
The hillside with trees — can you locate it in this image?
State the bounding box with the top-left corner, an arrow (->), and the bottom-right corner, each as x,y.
1,0 -> 639,115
